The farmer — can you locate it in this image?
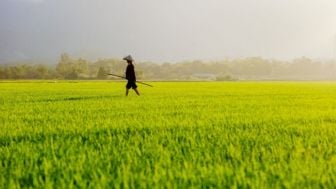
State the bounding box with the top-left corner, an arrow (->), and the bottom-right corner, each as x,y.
123,55 -> 140,96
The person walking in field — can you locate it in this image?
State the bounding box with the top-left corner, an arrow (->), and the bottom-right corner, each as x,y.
123,55 -> 140,96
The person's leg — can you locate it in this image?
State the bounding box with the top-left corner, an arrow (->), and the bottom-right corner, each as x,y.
134,88 -> 140,96
126,81 -> 131,96
132,82 -> 140,96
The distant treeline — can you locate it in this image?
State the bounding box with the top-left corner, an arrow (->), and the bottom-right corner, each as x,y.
1,53 -> 336,80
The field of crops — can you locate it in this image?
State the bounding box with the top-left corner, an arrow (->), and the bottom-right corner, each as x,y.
1,81 -> 336,188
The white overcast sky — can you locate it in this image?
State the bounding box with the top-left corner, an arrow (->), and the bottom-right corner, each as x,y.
1,0 -> 336,63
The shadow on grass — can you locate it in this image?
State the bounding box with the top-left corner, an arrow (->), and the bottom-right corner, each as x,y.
33,95 -> 118,103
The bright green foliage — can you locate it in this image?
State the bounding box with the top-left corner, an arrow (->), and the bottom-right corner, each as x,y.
1,81 -> 336,188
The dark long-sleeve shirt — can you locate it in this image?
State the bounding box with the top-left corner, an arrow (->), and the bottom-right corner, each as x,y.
126,64 -> 136,81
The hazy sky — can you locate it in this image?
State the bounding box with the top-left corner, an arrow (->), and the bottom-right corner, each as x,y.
1,0 -> 336,63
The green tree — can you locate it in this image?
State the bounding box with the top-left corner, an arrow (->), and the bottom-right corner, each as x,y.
96,67 -> 108,79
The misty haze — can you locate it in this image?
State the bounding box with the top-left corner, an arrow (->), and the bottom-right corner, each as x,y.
1,0 -> 336,80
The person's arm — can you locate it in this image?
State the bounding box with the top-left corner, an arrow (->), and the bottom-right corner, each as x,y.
131,65 -> 136,81
125,66 -> 130,80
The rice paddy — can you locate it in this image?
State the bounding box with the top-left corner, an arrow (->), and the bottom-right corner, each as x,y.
1,81 -> 336,188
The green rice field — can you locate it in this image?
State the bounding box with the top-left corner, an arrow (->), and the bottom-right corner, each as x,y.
1,81 -> 336,188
